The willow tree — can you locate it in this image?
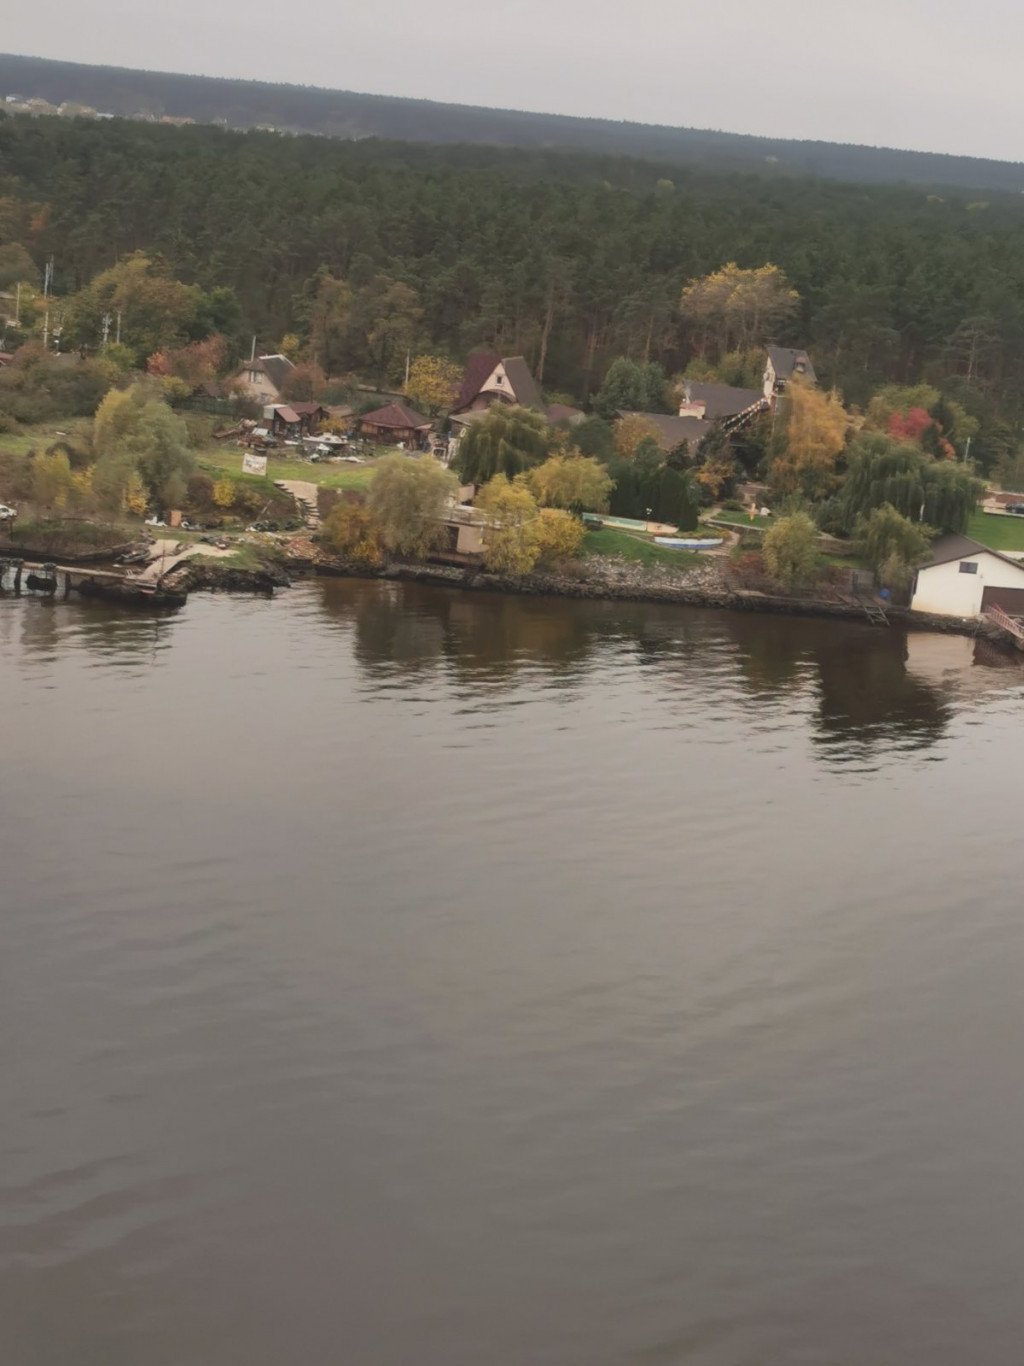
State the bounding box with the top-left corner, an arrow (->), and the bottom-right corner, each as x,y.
454,406 -> 549,485
836,432 -> 981,534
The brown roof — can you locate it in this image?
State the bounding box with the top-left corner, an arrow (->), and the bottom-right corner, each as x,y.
620,411 -> 712,453
360,402 -> 431,430
455,351 -> 500,409
546,403 -> 584,424
275,405 -> 301,424
289,402 -> 329,416
500,356 -> 543,410
919,534 -> 1024,574
255,354 -> 294,392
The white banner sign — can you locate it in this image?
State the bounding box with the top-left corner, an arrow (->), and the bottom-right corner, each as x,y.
242,453 -> 268,476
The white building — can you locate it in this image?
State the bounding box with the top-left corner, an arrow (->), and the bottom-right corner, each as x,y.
911,535 -> 1024,617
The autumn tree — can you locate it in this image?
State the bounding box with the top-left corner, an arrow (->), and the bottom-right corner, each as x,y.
455,406 -> 549,485
64,252 -> 206,363
32,449 -> 74,510
320,493 -> 385,567
366,453 -> 458,559
281,361 -> 326,402
475,475 -> 541,575
405,355 -> 462,416
526,453 -> 613,514
531,507 -> 585,567
613,413 -> 662,461
769,380 -> 848,500
763,512 -> 820,589
92,382 -> 195,511
680,263 -> 799,358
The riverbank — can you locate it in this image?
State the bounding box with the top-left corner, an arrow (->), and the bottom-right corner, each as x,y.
166,543 -> 983,639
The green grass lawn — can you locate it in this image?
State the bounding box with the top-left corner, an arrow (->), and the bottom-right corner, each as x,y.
583,527 -> 703,569
196,443 -> 378,491
966,509 -> 1024,551
710,511 -> 773,530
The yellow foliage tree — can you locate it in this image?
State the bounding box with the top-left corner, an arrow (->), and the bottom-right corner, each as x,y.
613,414 -> 662,461
770,380 -> 848,499
529,507 -> 585,567
526,453 -> 612,513
212,477 -> 237,509
32,450 -> 73,510
320,497 -> 385,567
405,354 -> 462,416
476,475 -> 542,575
71,467 -> 94,507
123,470 -> 148,516
680,262 -> 799,358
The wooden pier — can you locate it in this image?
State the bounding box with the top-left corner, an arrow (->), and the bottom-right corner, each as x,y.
0,557 -> 187,609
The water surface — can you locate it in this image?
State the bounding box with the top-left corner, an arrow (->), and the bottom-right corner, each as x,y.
3,581 -> 1024,1366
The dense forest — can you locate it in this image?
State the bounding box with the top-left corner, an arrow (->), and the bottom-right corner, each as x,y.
3,111 -> 1024,471
4,52 -> 1024,194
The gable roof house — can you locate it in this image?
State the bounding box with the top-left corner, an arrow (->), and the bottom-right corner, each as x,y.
359,402 -> 432,446
450,353 -> 547,426
911,534 -> 1024,618
763,347 -> 816,401
232,353 -> 296,404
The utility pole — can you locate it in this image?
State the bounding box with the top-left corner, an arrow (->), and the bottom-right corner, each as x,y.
42,310 -> 49,351
14,282 -> 20,327
963,435 -> 972,466
250,334 -> 257,365
404,350 -> 411,388
115,310 -> 122,346
43,255 -> 54,298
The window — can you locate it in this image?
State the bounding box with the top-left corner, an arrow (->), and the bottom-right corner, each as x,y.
959,562 -> 978,574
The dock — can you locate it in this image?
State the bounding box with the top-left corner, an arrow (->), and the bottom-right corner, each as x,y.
0,557 -> 187,609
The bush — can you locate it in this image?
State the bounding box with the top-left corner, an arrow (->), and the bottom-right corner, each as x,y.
763,512 -> 820,590
320,494 -> 385,566
186,472 -> 215,510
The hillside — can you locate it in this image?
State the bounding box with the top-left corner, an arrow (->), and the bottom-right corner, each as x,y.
3,51 -> 1024,194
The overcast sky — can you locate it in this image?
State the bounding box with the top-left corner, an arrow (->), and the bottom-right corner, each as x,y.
5,0 -> 1023,162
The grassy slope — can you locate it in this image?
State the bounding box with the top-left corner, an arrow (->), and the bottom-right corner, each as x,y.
196,444 -> 378,492
583,527 -> 703,569
966,510 -> 1024,551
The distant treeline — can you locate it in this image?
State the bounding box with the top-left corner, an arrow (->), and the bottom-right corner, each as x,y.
4,110 -> 1024,463
3,52 -> 1024,194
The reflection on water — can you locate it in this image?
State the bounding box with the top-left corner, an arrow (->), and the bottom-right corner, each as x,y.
3,580 -> 1024,1366
313,578 -> 1019,760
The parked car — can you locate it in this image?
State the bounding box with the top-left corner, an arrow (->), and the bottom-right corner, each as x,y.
1007,504 -> 1024,515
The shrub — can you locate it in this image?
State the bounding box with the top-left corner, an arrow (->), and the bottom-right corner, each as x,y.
320,494 -> 385,566
186,472 -> 215,510
763,512 -> 820,590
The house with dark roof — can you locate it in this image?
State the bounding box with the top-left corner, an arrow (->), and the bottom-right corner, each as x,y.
763,347 -> 816,400
451,353 -> 544,424
911,534 -> 1024,617
232,353 -> 296,404
677,381 -> 765,422
618,411 -> 712,455
359,402 -> 432,447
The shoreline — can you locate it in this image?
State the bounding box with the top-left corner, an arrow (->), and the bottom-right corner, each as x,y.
170,551 -> 982,639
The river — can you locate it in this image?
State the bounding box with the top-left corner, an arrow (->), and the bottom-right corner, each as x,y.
3,579 -> 1024,1366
